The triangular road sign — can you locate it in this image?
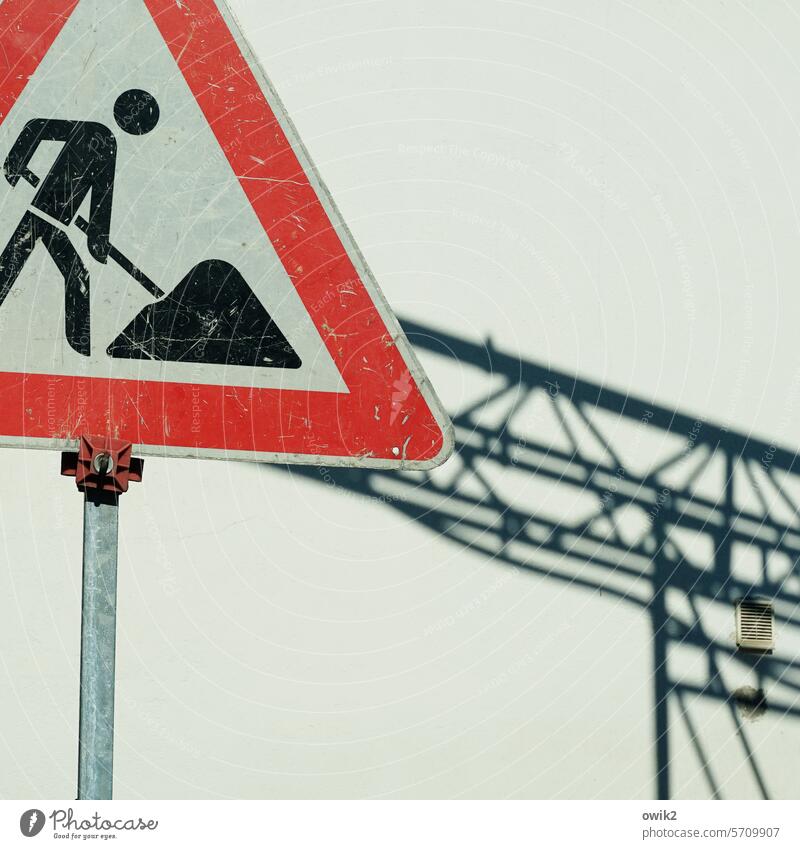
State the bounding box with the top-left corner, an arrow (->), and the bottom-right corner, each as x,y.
0,0 -> 453,468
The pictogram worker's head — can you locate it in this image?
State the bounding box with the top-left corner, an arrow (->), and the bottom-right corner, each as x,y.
114,89 -> 160,136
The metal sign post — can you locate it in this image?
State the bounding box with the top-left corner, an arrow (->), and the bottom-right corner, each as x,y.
78,489 -> 119,800
62,438 -> 144,800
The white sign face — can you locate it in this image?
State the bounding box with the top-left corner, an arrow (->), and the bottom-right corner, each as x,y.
0,0 -> 452,468
0,0 -> 343,393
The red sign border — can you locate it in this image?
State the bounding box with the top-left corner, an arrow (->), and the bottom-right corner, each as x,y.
0,0 -> 453,468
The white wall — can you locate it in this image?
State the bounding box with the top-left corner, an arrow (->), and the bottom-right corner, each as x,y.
2,0 -> 800,799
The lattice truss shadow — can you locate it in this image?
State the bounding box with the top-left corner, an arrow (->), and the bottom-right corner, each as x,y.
289,320 -> 800,799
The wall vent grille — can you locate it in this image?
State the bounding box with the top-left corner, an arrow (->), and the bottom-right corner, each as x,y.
736,599 -> 774,652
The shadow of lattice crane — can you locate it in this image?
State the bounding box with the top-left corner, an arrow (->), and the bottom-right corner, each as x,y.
282,319 -> 800,799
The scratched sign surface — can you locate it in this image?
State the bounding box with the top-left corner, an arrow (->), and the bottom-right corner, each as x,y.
0,0 -> 452,467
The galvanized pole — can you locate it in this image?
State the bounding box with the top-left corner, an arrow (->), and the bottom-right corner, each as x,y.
77,488 -> 120,800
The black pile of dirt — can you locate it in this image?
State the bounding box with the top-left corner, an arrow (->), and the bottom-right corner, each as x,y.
108,259 -> 301,369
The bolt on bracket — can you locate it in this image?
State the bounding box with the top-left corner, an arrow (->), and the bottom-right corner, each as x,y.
61,435 -> 144,495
